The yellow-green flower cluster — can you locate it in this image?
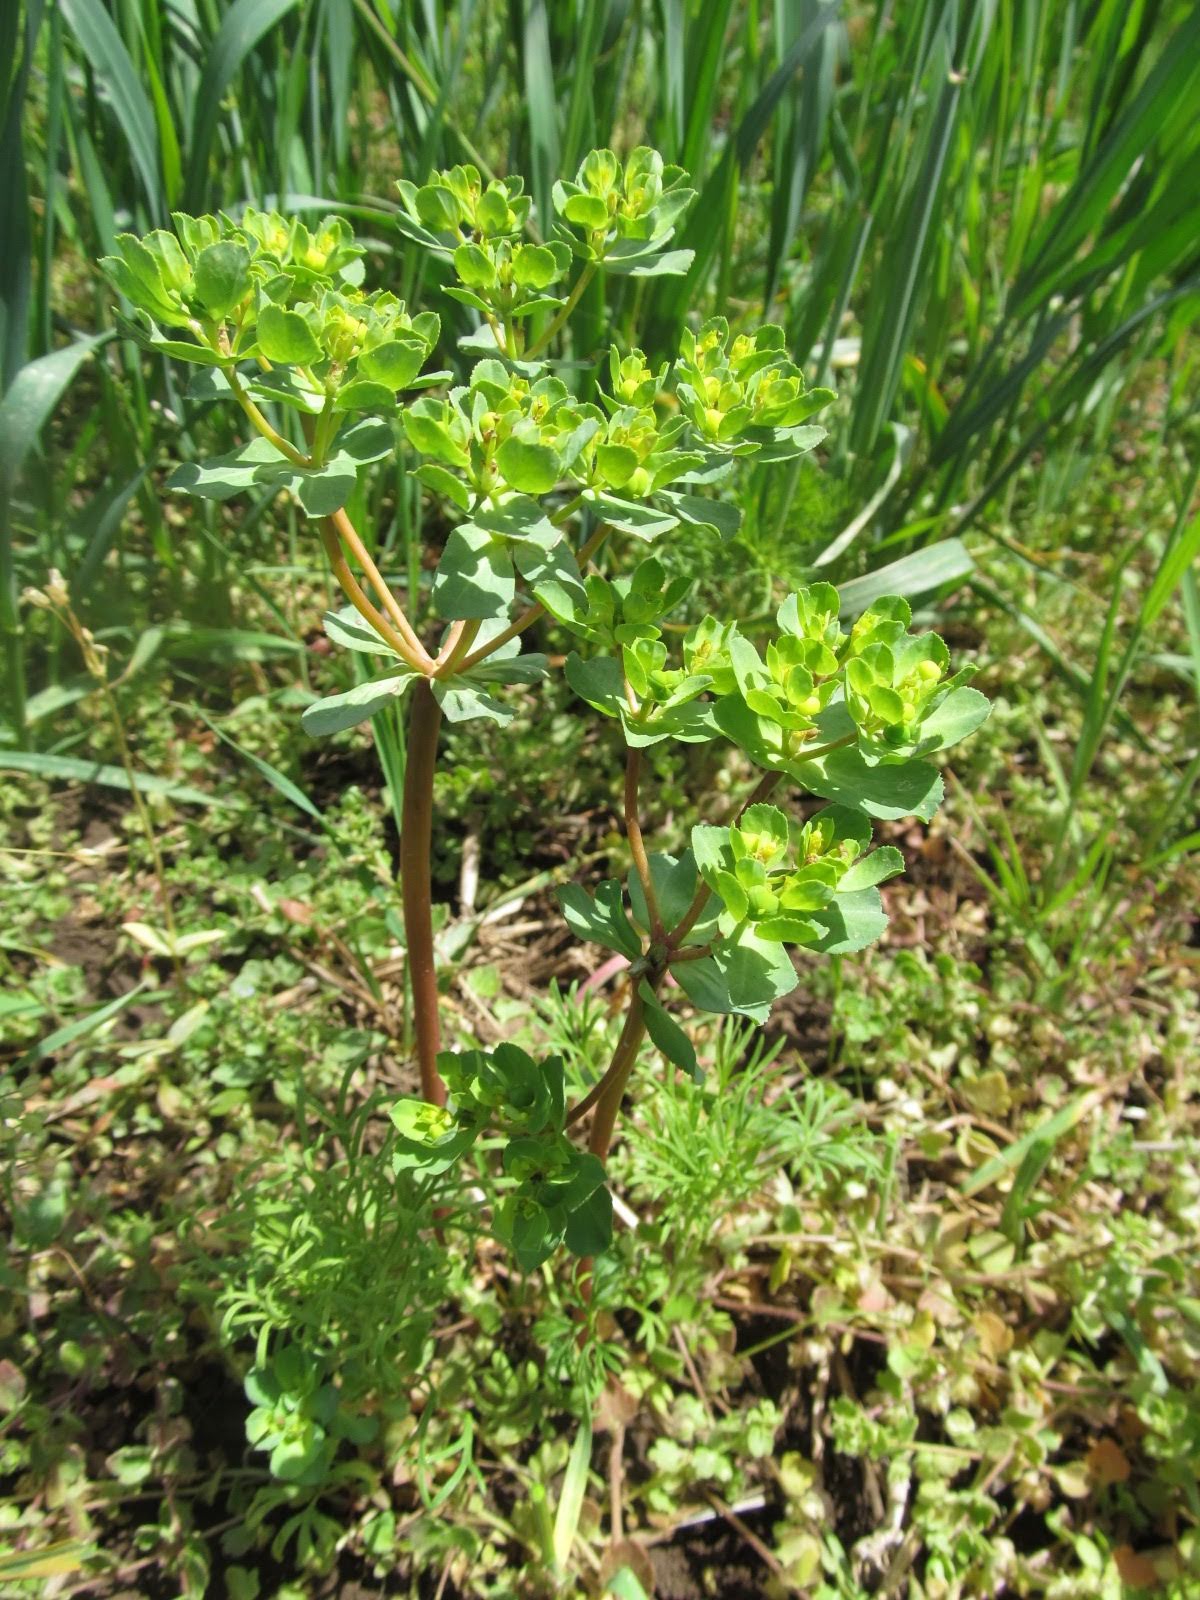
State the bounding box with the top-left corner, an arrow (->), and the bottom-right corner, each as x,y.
552,147 -> 694,248
396,165 -> 532,245
844,597 -> 974,751
100,210 -> 439,414
675,318 -> 834,451
692,802 -> 888,943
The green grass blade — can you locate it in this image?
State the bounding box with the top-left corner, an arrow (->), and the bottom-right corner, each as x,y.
520,0 -> 560,240
552,1408 -> 593,1577
1013,7 -> 1200,317
764,0 -> 839,308
73,469 -> 150,597
681,0 -> 736,179
59,0 -> 163,217
1,0 -> 44,387
658,0 -> 686,152
559,0 -> 606,174
835,539 -> 975,617
0,335 -> 110,488
654,3 -> 837,333
23,979 -> 158,1064
192,706 -> 327,826
1140,505 -> 1200,630
962,1093 -> 1095,1198
321,0 -> 354,180
850,6 -> 994,457
0,750 -> 222,807
184,0 -> 303,213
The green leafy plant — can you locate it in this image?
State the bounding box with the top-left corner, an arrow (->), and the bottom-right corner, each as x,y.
97,149 -> 988,1288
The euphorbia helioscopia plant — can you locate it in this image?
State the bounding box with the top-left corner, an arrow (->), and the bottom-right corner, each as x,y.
101,148 -> 988,1272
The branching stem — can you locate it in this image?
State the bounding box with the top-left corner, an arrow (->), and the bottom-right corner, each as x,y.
625,748 -> 663,941
224,366 -> 311,467
319,522 -> 426,671
434,619 -> 482,676
526,262 -> 597,357
583,985 -> 649,1161
457,521 -> 611,672
327,507 -> 430,666
401,679 -> 447,1106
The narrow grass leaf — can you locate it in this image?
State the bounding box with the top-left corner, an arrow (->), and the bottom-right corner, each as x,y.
0,0 -> 43,386
521,0 -> 559,238
1014,8 -> 1200,316
1140,507 -> 1200,629
835,540 -> 974,617
60,0 -> 162,215
24,980 -> 154,1064
552,1409 -> 593,1576
185,0 -> 303,212
0,1543 -> 94,1582
962,1093 -> 1096,1197
192,707 -> 326,825
0,750 -> 220,807
0,335 -> 110,487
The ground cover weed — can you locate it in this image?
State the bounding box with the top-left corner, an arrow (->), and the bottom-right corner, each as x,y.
96,147 -> 987,1270
89,149 -> 992,1589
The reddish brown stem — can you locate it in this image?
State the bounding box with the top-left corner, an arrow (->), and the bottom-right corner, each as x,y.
586,986 -> 650,1163
320,522 -> 424,670
401,678 -> 446,1105
327,506 -> 431,667
625,748 -> 663,942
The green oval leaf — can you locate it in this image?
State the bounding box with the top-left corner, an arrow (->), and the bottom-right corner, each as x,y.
193,241 -> 251,319
495,435 -> 560,495
256,304 -> 321,366
562,193 -> 610,230
358,339 -> 427,391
